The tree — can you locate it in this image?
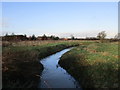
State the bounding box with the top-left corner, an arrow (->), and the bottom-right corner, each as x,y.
50,35 -> 59,40
24,34 -> 27,37
71,34 -> 75,40
31,34 -> 36,40
50,35 -> 54,39
11,33 -> 15,36
97,31 -> 106,43
43,34 -> 46,38
42,34 -> 47,40
55,36 -> 59,40
5,33 -> 8,36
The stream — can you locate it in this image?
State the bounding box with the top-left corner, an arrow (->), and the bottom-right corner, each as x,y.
38,48 -> 81,88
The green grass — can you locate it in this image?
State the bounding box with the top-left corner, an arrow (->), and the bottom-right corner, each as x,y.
2,40 -> 80,88
59,42 -> 119,88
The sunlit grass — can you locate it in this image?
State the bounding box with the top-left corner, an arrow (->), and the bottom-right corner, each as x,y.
59,42 -> 119,88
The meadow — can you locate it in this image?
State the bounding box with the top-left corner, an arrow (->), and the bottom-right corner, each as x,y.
59,42 -> 119,88
2,40 -> 80,88
2,40 -> 119,88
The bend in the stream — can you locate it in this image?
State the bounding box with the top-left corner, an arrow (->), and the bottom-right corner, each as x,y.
38,48 -> 81,88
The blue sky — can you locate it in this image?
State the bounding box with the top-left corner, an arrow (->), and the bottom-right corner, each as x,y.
2,2 -> 118,38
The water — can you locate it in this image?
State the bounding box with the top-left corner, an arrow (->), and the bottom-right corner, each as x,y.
38,48 -> 81,88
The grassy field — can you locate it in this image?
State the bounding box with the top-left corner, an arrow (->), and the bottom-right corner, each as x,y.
3,40 -> 118,88
59,42 -> 119,88
2,40 -> 80,88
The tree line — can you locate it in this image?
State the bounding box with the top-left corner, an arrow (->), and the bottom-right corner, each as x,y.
2,31 -> 120,42
3,33 -> 60,41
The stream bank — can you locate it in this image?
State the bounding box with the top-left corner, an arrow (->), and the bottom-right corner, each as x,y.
2,42 -> 79,88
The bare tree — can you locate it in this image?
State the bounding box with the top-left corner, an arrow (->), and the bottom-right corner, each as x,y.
97,31 -> 107,43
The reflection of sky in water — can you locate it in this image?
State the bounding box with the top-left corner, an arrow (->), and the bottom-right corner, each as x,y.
38,48 -> 81,88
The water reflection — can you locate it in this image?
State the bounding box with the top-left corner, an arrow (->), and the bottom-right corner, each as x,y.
38,48 -> 81,88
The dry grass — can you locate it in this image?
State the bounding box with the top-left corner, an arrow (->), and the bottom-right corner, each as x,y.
2,40 -> 63,47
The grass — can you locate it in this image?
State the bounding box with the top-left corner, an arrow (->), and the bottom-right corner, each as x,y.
59,42 -> 119,89
2,40 -> 80,88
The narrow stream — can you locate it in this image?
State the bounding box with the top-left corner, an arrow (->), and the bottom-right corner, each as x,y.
38,48 -> 81,88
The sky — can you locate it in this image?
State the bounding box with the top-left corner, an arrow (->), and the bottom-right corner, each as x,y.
2,2 -> 118,38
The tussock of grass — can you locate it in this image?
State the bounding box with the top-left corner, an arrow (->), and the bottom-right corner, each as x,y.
59,42 -> 119,88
